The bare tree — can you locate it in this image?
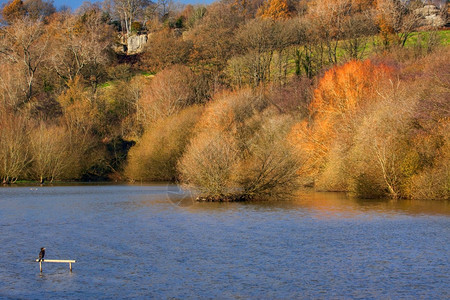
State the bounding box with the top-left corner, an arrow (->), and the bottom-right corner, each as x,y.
0,17 -> 50,104
0,62 -> 27,108
155,0 -> 175,20
341,11 -> 377,59
29,122 -> 71,183
113,0 -> 148,35
138,65 -> 199,124
184,2 -> 243,74
179,130 -> 240,196
49,9 -> 113,90
23,0 -> 56,20
179,89 -> 301,200
0,111 -> 32,183
376,0 -> 422,47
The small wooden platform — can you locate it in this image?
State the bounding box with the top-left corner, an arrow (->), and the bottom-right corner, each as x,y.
35,259 -> 76,272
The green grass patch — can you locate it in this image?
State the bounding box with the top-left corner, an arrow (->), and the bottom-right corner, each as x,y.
141,71 -> 156,77
99,82 -> 112,88
437,29 -> 450,45
405,30 -> 450,47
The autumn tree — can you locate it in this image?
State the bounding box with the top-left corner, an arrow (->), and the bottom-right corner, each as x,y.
288,60 -> 393,182
125,105 -> 203,181
184,2 -> 243,75
49,7 -> 114,90
228,18 -> 296,87
258,0 -> 291,20
265,76 -> 313,116
376,0 -> 422,48
341,11 -> 377,60
178,91 -> 248,196
234,115 -> 300,199
346,64 -> 447,199
179,89 -> 300,200
138,65 -> 208,124
348,91 -> 416,198
0,111 -> 32,183
0,62 -> 27,108
307,0 -> 353,65
23,0 -> 55,20
183,4 -> 206,28
2,0 -> 55,23
292,15 -> 325,78
0,17 -> 50,103
230,0 -> 264,19
97,75 -> 148,141
1,0 -> 26,23
179,131 -> 240,197
57,76 -> 102,178
404,50 -> 450,200
113,0 -> 149,35
29,122 -> 72,183
227,18 -> 275,86
142,29 -> 192,72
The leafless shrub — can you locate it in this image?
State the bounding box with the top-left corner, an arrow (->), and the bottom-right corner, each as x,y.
125,105 -> 203,181
178,89 -> 301,200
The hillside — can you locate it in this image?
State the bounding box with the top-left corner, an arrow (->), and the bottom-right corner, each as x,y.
0,0 -> 449,200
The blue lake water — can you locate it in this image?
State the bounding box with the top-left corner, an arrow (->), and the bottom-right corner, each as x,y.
0,184 -> 449,299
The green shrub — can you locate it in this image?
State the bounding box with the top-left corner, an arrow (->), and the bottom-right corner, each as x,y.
131,21 -> 142,33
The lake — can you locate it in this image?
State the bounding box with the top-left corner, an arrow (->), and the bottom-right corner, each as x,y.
0,184 -> 449,299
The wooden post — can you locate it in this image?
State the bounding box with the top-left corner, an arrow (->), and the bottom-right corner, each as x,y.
69,262 -> 72,272
39,261 -> 42,272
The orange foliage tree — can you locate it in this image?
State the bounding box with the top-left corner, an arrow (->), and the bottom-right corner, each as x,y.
310,60 -> 392,117
258,0 -> 291,20
289,60 -> 393,180
2,0 -> 26,23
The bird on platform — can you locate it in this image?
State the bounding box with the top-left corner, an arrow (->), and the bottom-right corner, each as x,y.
38,247 -> 45,262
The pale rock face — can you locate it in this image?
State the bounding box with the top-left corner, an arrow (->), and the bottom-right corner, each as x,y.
114,34 -> 150,55
127,34 -> 148,55
414,5 -> 446,28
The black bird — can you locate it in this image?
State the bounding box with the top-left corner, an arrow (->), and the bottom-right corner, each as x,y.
38,247 -> 45,262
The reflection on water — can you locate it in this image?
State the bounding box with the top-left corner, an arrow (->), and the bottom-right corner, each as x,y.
0,184 -> 449,299
184,190 -> 450,218
294,191 -> 450,218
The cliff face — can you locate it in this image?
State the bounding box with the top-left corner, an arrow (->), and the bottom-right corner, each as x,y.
414,5 -> 446,28
114,33 -> 149,55
127,34 -> 148,54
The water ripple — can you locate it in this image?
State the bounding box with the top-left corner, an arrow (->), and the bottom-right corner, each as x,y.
0,185 -> 449,299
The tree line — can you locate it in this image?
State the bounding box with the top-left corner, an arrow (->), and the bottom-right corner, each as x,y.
0,0 -> 448,200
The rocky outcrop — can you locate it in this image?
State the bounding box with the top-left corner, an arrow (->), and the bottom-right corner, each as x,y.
127,34 -> 148,55
114,33 -> 150,55
415,5 -> 446,28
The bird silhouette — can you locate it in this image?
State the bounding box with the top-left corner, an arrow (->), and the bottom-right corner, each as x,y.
38,247 -> 45,262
